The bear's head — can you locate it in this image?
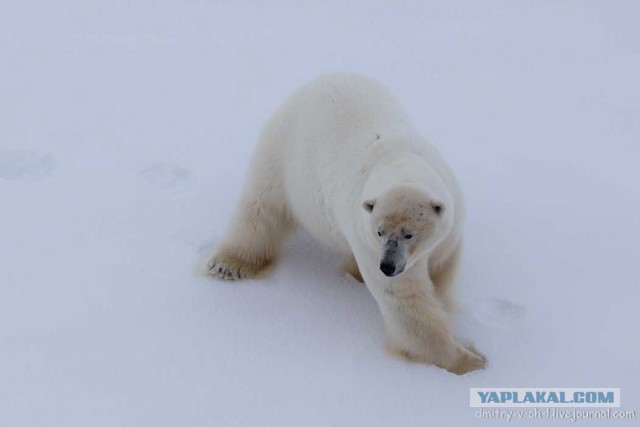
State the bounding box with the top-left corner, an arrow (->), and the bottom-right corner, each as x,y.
362,183 -> 452,277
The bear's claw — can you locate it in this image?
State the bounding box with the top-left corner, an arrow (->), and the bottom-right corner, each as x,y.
206,252 -> 255,281
447,345 -> 487,375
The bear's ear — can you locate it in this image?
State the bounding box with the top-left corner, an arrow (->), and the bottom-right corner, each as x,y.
430,200 -> 444,216
362,199 -> 376,213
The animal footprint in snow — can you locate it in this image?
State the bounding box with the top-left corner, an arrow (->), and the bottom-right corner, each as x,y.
0,150 -> 56,181
141,163 -> 192,194
472,298 -> 526,330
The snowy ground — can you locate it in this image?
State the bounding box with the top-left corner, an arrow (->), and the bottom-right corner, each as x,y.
1,2 -> 639,426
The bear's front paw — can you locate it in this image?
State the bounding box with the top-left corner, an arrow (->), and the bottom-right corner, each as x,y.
447,345 -> 487,375
207,251 -> 257,281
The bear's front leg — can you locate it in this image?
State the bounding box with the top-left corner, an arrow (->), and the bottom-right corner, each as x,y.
369,274 -> 486,375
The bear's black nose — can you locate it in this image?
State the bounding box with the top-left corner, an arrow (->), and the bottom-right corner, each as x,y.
380,262 -> 396,277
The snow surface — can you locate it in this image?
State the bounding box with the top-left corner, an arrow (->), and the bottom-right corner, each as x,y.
1,2 -> 639,426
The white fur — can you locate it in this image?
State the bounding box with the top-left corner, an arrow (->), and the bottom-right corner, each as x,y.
207,73 -> 485,374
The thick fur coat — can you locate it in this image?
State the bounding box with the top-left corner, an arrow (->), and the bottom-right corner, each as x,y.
207,73 -> 485,374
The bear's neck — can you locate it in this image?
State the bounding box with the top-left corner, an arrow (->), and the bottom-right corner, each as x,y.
361,150 -> 447,202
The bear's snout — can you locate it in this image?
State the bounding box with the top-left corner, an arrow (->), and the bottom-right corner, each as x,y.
380,261 -> 397,277
380,240 -> 405,277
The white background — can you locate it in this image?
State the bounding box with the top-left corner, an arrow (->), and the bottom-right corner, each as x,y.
1,1 -> 639,426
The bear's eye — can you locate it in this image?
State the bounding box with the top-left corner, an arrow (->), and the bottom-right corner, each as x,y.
377,230 -> 384,237
404,234 -> 414,240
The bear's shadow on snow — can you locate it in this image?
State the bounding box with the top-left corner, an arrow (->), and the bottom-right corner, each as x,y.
272,230 -> 379,312
269,230 -> 388,347
279,232 -> 351,286
198,230 -> 366,295
198,229 -> 385,345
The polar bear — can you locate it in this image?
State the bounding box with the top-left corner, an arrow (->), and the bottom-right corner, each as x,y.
206,73 -> 486,374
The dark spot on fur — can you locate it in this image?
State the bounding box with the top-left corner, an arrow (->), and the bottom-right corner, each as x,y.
375,133 -> 380,140
362,199 -> 375,213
